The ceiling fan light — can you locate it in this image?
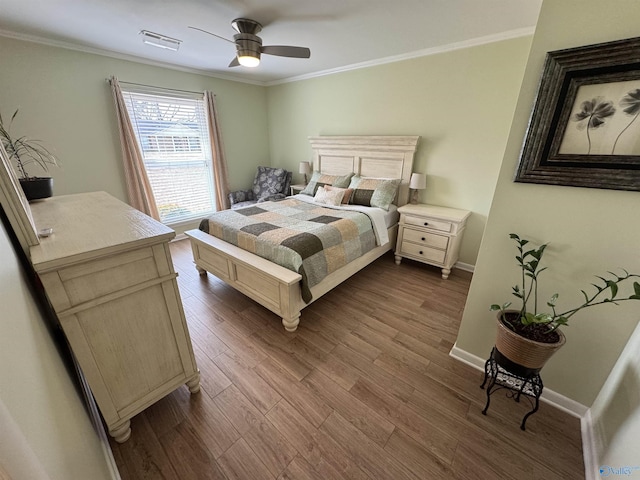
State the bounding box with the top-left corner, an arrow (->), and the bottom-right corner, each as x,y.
238,55 -> 260,67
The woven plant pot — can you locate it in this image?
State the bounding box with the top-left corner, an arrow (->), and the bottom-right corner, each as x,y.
495,311 -> 566,373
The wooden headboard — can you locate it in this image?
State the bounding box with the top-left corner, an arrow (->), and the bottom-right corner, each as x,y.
308,135 -> 420,207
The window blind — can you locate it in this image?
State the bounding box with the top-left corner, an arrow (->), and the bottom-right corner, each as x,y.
121,89 -> 216,225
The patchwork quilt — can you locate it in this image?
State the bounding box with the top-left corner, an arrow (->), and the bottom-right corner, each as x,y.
199,197 -> 378,303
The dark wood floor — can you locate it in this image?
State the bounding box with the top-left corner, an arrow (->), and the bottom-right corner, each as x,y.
110,239 -> 585,479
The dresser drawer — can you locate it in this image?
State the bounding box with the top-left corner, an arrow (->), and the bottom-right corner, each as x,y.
403,228 -> 449,250
47,247 -> 163,309
399,242 -> 446,264
403,215 -> 452,233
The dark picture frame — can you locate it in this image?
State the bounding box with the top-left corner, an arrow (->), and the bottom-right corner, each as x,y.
515,36 -> 640,191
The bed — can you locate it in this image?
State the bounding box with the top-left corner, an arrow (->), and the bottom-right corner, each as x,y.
184,135 -> 420,331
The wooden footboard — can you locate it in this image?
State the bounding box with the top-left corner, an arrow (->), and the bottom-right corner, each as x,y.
184,226 -> 397,331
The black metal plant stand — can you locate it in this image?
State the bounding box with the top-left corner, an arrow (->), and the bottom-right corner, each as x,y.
480,347 -> 543,430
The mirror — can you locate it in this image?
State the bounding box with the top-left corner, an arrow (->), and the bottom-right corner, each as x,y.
0,141 -> 39,253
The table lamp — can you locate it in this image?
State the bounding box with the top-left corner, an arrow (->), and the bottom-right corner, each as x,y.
409,173 -> 426,204
299,161 -> 312,184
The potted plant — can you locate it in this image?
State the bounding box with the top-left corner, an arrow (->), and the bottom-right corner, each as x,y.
490,233 -> 640,375
0,109 -> 59,200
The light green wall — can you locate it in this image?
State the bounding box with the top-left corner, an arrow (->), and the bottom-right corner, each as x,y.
0,36 -> 269,232
456,0 -> 640,406
590,321 -> 640,473
0,220 -> 113,479
266,36 -> 532,265
0,35 -> 531,258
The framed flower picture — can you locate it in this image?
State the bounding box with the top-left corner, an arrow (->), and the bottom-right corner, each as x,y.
515,36 -> 640,191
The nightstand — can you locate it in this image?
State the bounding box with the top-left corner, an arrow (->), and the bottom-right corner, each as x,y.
395,203 -> 471,279
290,184 -> 306,195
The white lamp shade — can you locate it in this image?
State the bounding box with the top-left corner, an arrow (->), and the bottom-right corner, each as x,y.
299,161 -> 312,174
410,173 -> 426,189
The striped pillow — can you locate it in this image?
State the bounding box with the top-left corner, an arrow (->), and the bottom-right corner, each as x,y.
348,176 -> 401,211
300,171 -> 354,196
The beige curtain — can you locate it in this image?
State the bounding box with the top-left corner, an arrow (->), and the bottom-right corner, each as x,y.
109,76 -> 160,220
204,91 -> 230,211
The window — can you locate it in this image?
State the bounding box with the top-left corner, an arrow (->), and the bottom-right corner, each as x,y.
121,88 -> 216,225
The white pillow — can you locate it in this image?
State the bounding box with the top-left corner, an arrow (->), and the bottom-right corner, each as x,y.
313,185 -> 345,206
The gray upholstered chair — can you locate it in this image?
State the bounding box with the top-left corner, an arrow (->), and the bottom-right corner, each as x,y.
228,166 -> 292,209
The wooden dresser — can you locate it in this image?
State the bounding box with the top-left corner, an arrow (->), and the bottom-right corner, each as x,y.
28,191 -> 200,443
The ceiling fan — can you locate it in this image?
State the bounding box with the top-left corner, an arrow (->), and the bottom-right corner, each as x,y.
189,18 -> 311,68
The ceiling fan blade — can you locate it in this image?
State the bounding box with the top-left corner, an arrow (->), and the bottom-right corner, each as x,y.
261,45 -> 310,58
188,26 -> 234,44
228,57 -> 240,67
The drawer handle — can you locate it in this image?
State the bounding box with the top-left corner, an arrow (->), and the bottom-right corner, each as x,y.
421,237 -> 426,241
423,222 -> 429,226
419,250 -> 423,255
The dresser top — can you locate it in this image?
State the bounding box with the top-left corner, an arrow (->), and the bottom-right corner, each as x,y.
29,192 -> 174,272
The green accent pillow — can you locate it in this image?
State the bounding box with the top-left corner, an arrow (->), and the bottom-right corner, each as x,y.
348,176 -> 401,211
300,171 -> 354,196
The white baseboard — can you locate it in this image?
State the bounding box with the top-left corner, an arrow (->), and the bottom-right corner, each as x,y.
454,261 -> 475,273
449,344 -> 587,417
581,409 -> 598,480
74,355 -> 121,480
450,344 -> 594,478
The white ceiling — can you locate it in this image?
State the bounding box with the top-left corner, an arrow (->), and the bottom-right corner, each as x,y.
0,0 -> 542,84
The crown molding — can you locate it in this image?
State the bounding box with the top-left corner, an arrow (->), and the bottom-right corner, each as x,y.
266,27 -> 535,86
0,28 -> 265,86
0,26 -> 535,88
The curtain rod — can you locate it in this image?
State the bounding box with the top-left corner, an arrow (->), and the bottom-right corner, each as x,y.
105,78 -> 213,96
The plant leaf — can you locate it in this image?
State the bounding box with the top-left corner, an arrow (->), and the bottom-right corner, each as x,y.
524,312 -> 552,325
608,271 -> 623,281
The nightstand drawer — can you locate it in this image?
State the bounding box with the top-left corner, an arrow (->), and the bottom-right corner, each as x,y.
403,215 -> 452,233
395,203 -> 470,279
403,229 -> 449,250
400,242 -> 446,264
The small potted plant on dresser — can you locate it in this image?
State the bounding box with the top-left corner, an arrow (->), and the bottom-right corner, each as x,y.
0,109 -> 59,200
490,233 -> 640,375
